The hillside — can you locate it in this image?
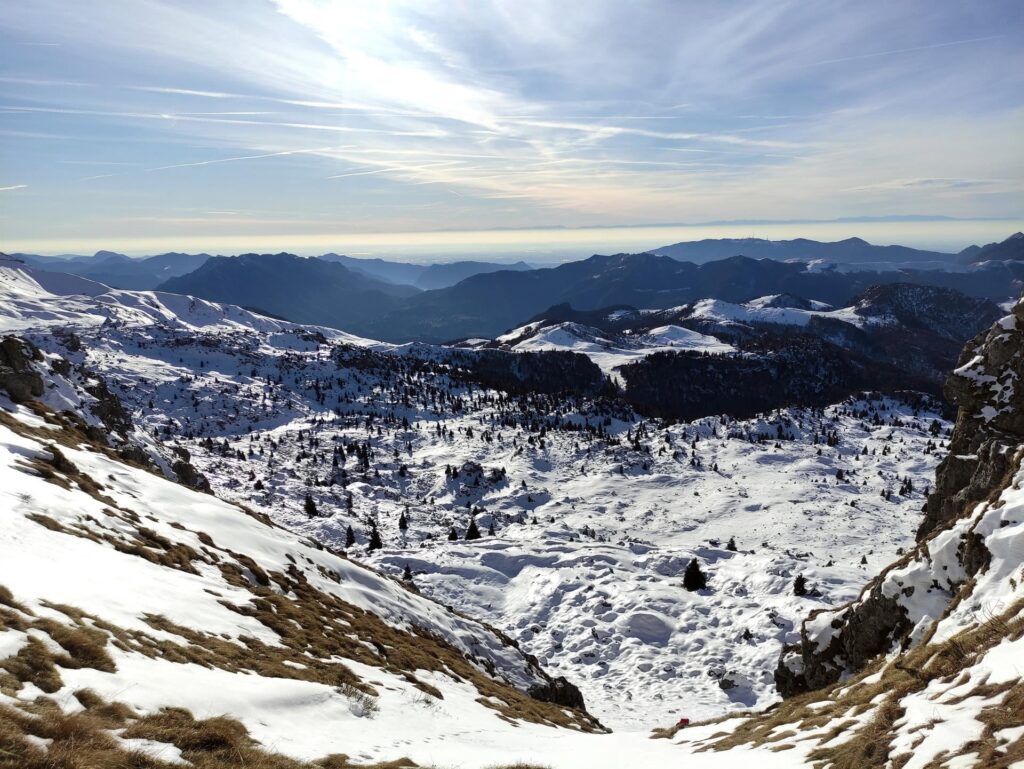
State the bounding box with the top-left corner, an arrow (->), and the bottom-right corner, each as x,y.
0,261 -> 1020,767
958,232 -> 1024,265
486,285 -> 1001,416
359,253 -> 1023,343
0,339 -> 620,768
0,261 -> 952,729
157,253 -> 420,329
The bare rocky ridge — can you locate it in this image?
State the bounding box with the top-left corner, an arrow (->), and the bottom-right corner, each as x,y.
775,296 -> 1024,696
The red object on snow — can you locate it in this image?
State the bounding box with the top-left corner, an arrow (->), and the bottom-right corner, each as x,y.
676,718 -> 690,728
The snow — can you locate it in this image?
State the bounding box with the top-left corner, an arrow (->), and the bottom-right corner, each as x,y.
0,261 -> 1019,768
0,263 -> 382,347
509,320 -> 734,380
686,297 -> 874,329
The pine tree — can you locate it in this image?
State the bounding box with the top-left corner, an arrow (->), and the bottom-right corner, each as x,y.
793,574 -> 808,597
683,558 -> 707,591
398,509 -> 408,531
304,494 -> 318,518
402,563 -> 413,581
368,525 -> 383,551
726,536 -> 737,552
465,518 -> 481,540
447,527 -> 458,541
345,525 -> 356,548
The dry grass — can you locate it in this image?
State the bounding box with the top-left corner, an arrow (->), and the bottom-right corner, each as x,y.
1,396 -> 603,747
678,598 -> 1024,769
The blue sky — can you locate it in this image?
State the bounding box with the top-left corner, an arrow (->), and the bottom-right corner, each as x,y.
1,0 -> 1022,257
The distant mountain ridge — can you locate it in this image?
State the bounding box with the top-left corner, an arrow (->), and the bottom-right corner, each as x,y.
650,235 -> 956,264
356,250 -> 1024,343
321,253 -> 533,289
17,249 -> 533,292
19,233 -> 1024,343
16,250 -> 212,290
957,231 -> 1024,264
158,252 -> 420,330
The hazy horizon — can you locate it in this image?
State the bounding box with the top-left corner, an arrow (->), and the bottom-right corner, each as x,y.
6,217 -> 1023,263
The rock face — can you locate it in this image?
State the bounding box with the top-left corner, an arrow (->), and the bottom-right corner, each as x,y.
85,377 -> 134,441
0,336 -> 44,403
171,447 -> 213,494
919,301 -> 1024,538
528,675 -> 588,711
775,297 -> 1024,697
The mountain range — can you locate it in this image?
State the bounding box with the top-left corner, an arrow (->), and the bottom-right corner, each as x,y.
13,233 -> 1024,344
14,249 -> 532,292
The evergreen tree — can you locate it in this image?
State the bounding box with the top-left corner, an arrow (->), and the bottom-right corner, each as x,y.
345,525 -> 356,548
465,518 -> 482,540
683,558 -> 707,591
398,509 -> 408,531
726,536 -> 737,552
793,573 -> 808,597
402,563 -> 413,581
304,494 -> 318,518
447,527 -> 459,541
368,525 -> 383,551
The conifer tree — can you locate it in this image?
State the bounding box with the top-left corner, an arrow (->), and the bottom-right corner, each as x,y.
465,518 -> 481,540
683,558 -> 707,591
304,494 -> 318,518
368,525 -> 383,551
793,573 -> 808,597
345,525 -> 356,548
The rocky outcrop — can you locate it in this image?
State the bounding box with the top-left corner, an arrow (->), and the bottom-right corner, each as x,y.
775,297 -> 1024,697
528,675 -> 588,711
171,446 -> 213,494
0,336 -> 44,403
85,377 -> 134,441
919,300 -> 1024,537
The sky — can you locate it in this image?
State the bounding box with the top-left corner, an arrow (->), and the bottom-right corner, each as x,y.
1,0 -> 1023,258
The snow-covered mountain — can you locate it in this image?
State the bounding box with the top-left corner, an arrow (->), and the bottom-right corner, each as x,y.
486,286 -> 1001,414
1,258 -> 1021,767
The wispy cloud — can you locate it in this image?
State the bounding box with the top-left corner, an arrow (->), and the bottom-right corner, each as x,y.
811,35 -> 1003,67
0,0 -> 1021,250
0,185 -> 28,192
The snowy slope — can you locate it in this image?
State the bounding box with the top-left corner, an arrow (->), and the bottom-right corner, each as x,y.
5,262 -> 1018,767
0,356 -> 625,768
0,259 -> 385,346
499,320 -> 735,379
684,297 -> 866,328
0,261 -> 948,731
